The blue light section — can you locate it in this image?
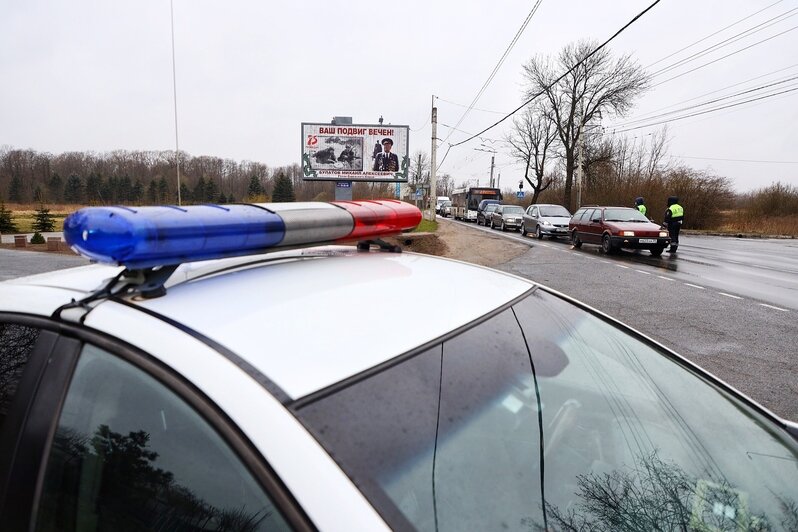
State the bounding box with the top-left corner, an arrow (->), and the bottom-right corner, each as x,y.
63,204 -> 286,268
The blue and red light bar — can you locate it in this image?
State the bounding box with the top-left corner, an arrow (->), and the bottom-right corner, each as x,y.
63,200 -> 422,269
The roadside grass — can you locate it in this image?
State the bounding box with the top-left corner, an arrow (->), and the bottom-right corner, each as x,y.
413,219 -> 438,233
711,212 -> 798,237
4,203 -> 79,234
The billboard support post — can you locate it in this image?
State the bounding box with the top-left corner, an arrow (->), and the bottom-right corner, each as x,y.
332,116 -> 353,201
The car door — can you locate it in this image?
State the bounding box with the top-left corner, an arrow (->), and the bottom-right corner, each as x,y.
584,208 -> 603,243
0,316 -> 309,531
526,206 -> 537,231
493,206 -> 503,226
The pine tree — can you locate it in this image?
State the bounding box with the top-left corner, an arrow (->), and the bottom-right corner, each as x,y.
0,199 -> 18,233
8,175 -> 23,202
147,180 -> 158,204
247,175 -> 264,199
205,178 -> 219,203
32,203 -> 55,232
85,173 -> 104,203
193,176 -> 206,203
47,173 -> 64,202
179,182 -> 191,204
272,173 -> 295,202
158,177 -> 169,203
63,174 -> 84,203
131,179 -> 144,203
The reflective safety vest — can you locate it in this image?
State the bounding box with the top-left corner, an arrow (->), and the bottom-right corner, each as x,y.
669,203 -> 684,218
637,204 -> 647,216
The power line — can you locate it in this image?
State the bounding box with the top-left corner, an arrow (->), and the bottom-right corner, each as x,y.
611,85 -> 798,133
436,97 -> 507,115
668,155 -> 798,164
440,0 -> 544,145
439,123 -> 511,145
645,0 -> 785,68
449,0 -> 663,149
651,24 -> 798,87
649,7 -> 798,78
612,62 -> 798,123
610,74 -> 798,128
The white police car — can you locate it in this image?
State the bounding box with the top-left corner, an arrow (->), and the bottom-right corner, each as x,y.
1,200 -> 796,531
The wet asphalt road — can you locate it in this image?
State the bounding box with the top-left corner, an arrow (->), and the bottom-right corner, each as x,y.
0,248 -> 91,281
445,218 -> 798,421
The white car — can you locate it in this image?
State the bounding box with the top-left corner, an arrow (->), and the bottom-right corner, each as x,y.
0,200 -> 796,531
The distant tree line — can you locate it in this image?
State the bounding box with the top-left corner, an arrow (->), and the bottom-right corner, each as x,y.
0,146 -> 403,206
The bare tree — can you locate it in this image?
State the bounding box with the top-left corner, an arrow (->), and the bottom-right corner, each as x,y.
409,150 -> 430,190
506,103 -> 557,204
522,40 -> 649,211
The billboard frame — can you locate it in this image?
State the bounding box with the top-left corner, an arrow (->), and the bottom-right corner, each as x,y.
301,122 -> 410,182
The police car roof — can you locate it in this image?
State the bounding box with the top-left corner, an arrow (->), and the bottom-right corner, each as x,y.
1,247 -> 533,399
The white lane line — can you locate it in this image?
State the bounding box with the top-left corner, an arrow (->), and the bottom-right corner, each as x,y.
634,269 -> 651,275
684,283 -> 705,289
617,264 -> 630,269
657,275 -> 675,281
759,303 -> 789,312
719,292 -> 743,300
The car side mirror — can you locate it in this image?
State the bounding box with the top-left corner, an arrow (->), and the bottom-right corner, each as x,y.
592,217 -> 601,223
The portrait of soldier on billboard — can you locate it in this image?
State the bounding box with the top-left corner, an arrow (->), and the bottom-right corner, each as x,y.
373,138 -> 399,172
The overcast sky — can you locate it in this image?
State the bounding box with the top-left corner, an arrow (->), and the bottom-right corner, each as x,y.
1,0 -> 796,192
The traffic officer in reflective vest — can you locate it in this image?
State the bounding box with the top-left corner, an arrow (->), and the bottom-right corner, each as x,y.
664,196 -> 684,253
635,197 -> 647,217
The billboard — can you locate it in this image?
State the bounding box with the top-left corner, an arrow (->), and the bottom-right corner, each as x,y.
301,122 -> 409,182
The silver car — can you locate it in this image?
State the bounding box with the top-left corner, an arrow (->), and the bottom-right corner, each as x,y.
522,203 -> 572,239
489,204 -> 525,231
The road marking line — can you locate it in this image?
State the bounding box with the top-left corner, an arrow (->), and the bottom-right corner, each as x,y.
657,275 -> 675,281
719,292 -> 743,300
600,260 -> 611,264
617,264 -> 630,269
634,269 -> 651,275
759,303 -> 789,312
684,283 -> 705,289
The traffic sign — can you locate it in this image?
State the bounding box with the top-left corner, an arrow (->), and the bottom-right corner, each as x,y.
336,181 -> 351,188
516,191 -> 525,198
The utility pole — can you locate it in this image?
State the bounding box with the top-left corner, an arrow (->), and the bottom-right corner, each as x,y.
429,96 -> 437,221
576,97 -> 585,210
489,155 -> 495,188
170,0 -> 181,205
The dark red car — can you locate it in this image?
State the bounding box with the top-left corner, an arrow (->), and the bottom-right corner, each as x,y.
569,206 -> 670,256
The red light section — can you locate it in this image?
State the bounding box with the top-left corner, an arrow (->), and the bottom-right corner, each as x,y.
332,200 -> 422,240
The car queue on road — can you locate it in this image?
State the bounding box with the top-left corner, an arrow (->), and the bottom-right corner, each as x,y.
460,199 -> 674,256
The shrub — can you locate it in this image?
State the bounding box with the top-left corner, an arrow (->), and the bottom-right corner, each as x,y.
30,232 -> 45,244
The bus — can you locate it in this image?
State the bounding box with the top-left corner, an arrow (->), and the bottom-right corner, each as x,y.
450,187 -> 502,222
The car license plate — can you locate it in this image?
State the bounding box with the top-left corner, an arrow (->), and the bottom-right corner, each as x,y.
639,238 -> 657,243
